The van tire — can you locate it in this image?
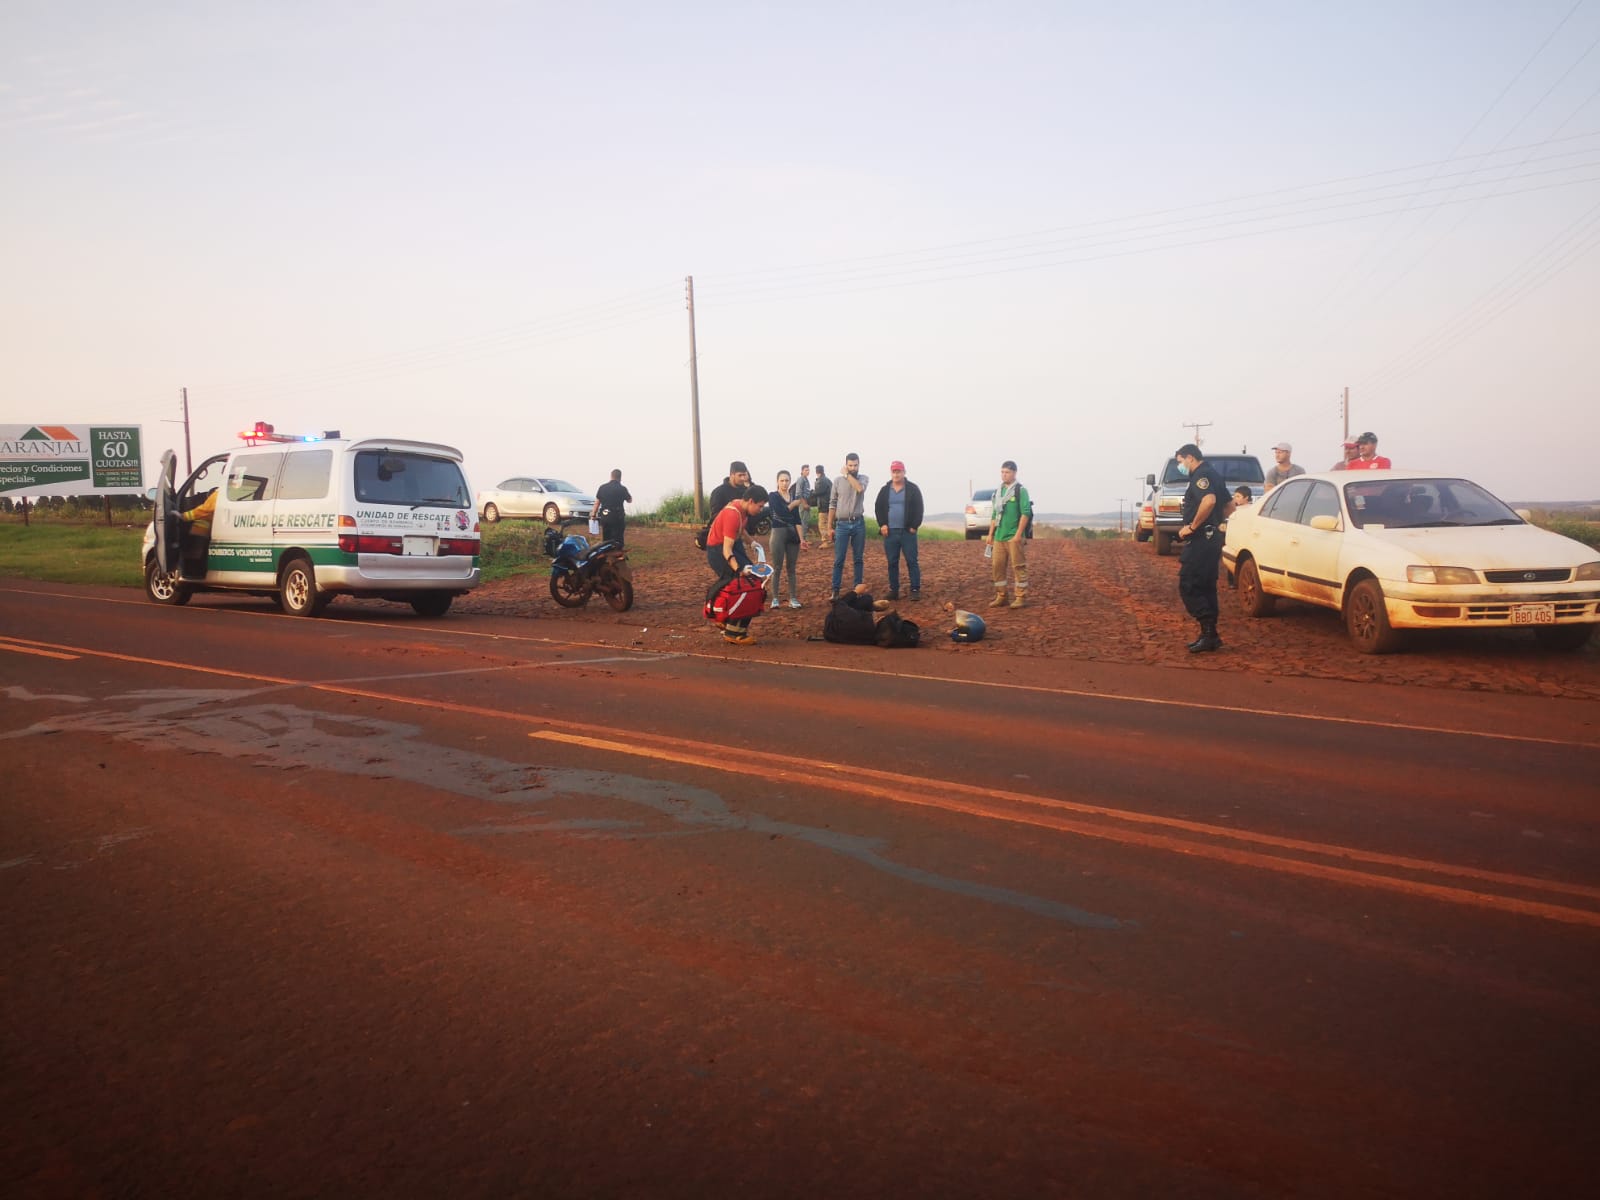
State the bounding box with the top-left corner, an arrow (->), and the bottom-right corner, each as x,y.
279,556 -> 327,617
410,592 -> 453,618
145,558 -> 191,606
1155,528 -> 1174,556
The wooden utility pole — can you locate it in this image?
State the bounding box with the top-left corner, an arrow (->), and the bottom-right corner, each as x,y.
1117,499 -> 1129,533
1341,386 -> 1350,443
686,277 -> 704,522
1182,420 -> 1212,447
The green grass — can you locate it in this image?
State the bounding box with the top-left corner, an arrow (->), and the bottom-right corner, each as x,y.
0,518 -> 574,588
0,523 -> 148,586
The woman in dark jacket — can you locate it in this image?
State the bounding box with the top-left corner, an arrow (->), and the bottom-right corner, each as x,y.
767,470 -> 807,609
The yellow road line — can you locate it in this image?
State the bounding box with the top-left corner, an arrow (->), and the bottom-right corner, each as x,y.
1,585 -> 1594,747
5,629 -> 1600,926
0,639 -> 78,660
530,730 -> 1600,930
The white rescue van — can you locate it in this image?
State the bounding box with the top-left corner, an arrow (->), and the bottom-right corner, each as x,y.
141,437 -> 480,617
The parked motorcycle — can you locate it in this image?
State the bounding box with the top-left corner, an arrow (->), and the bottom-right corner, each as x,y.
548,533 -> 634,611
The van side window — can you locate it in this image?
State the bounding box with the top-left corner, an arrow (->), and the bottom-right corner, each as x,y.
226,452 -> 284,503
277,449 -> 333,500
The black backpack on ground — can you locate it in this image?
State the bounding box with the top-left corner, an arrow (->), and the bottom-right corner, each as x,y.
874,613 -> 921,648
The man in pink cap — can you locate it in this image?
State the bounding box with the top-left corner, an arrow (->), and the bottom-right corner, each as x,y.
1330,440 -> 1360,471
873,460 -> 924,601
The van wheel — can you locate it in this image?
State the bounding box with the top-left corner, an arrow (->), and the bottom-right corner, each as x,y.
1345,578 -> 1401,654
543,503 -> 561,525
482,503 -> 500,524
279,556 -> 327,617
144,558 -> 191,606
1237,558 -> 1276,617
410,592 -> 453,618
1155,529 -> 1174,556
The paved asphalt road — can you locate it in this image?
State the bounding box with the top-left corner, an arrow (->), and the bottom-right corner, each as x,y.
3,582 -> 1597,1198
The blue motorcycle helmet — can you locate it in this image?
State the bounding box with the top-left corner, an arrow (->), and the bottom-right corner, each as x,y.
949,610 -> 986,643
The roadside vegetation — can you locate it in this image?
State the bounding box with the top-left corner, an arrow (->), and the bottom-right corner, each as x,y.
4,504 -> 1594,590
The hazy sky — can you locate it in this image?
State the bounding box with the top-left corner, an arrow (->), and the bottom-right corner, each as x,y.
4,1 -> 1597,515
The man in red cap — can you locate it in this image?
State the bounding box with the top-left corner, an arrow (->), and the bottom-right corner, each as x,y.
873,460 -> 924,601
1330,440 -> 1360,471
1344,431 -> 1392,470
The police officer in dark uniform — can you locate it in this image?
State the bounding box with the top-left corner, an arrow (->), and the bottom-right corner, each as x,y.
594,468 -> 632,546
1173,443 -> 1226,653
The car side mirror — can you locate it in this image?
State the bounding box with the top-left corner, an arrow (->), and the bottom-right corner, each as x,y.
1145,474 -> 1156,487
1308,514 -> 1341,532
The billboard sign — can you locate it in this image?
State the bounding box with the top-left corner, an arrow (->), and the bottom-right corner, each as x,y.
0,424 -> 146,496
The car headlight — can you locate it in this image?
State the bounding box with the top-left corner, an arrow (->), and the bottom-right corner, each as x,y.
1577,562 -> 1600,581
1406,565 -> 1478,585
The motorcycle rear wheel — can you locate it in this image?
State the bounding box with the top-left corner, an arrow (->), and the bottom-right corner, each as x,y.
602,578 -> 635,612
550,571 -> 591,607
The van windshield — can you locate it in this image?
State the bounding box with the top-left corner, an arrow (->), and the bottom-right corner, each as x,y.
1161,456 -> 1265,485
354,451 -> 471,507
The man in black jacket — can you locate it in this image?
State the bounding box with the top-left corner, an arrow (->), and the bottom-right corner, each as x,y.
873,460 -> 925,600
594,469 -> 632,546
706,461 -> 751,515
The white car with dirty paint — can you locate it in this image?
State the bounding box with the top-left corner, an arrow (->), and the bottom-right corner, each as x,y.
1222,470 -> 1600,654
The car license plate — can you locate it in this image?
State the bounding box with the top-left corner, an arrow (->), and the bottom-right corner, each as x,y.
403,536 -> 435,557
1511,603 -> 1555,625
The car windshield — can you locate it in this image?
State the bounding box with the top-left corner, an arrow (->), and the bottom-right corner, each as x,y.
537,478 -> 580,494
354,451 -> 471,507
1161,455 -> 1264,485
1343,478 -> 1523,530
973,489 -> 995,503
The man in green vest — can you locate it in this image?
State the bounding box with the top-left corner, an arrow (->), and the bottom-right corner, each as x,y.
983,460 -> 1030,609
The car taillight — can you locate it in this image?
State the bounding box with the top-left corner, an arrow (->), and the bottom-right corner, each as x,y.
439,538 -> 478,556
340,534 -> 404,554
965,505 -> 976,515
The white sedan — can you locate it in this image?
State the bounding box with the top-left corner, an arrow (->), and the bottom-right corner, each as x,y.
476,476 -> 595,525
1222,470 -> 1600,654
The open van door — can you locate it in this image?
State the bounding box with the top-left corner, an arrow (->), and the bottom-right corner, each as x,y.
153,450 -> 180,574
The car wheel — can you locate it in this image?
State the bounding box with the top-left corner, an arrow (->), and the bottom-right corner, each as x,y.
549,570 -> 590,607
1134,528 -> 1151,543
543,503 -> 561,525
602,578 -> 635,613
482,503 -> 500,524
410,592 -> 453,618
1155,528 -> 1174,556
1345,578 -> 1401,654
1533,624 -> 1593,652
144,557 -> 191,606
1237,558 -> 1276,617
279,556 -> 327,617
965,528 -> 982,540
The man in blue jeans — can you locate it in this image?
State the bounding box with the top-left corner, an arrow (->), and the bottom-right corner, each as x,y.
874,459 -> 924,600
829,452 -> 869,598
